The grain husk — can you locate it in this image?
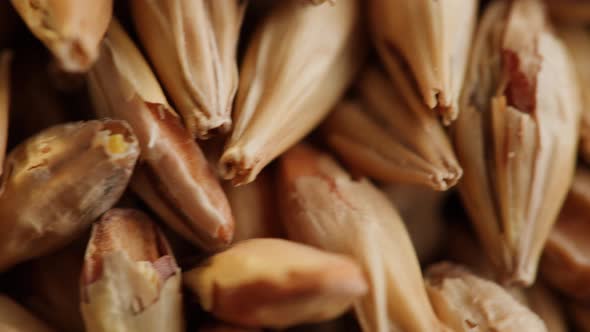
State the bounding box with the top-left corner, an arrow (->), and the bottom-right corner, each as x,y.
369,0 -> 477,123
279,144 -> 450,332
322,66 -> 462,190
81,209 -> 184,332
220,0 -> 364,185
130,0 -> 247,139
453,0 -> 581,285
88,19 -> 234,250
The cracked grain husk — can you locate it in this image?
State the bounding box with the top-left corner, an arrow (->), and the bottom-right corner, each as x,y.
81,209 -> 183,332
0,51 -> 11,174
321,66 -> 462,191
453,0 -> 581,286
369,0 -> 477,124
425,263 -> 547,332
220,0 -> 364,185
0,295 -> 55,332
557,26 -> 590,164
540,166 -> 590,301
130,0 -> 246,139
184,238 -> 367,329
0,120 -> 139,272
279,144 -> 450,332
88,19 -> 234,250
10,0 -> 113,72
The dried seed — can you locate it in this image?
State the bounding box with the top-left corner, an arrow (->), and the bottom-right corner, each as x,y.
279,144 -> 449,332
184,238 -> 367,329
322,67 -> 462,191
0,120 -> 139,272
220,0 -> 364,185
10,0 -> 113,72
81,209 -> 184,332
223,168 -> 282,242
369,0 -> 478,123
0,295 -> 55,332
425,263 -> 547,332
130,0 -> 246,139
453,0 -> 581,285
88,19 -> 234,250
557,26 -> 590,164
0,50 -> 11,174
540,167 -> 590,301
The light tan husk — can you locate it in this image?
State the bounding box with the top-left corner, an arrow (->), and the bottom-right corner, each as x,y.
369,0 -> 478,123
220,0 -> 364,185
279,144 -> 450,332
453,0 -> 581,285
130,0 -> 247,139
322,66 -> 462,190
